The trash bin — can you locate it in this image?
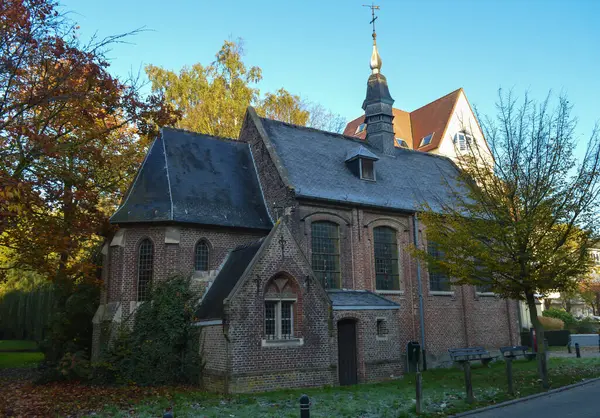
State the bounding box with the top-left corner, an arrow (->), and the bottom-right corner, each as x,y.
407,341 -> 421,373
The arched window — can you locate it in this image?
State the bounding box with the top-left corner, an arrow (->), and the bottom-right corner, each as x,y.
194,240 -> 209,272
311,221 -> 341,289
137,238 -> 154,301
264,273 -> 299,342
373,226 -> 400,290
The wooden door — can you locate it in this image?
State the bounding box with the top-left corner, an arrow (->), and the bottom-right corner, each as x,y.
337,319 -> 358,385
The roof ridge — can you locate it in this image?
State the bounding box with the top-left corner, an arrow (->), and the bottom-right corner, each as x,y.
409,88 -> 463,114
261,117 -> 367,145
161,126 -> 239,143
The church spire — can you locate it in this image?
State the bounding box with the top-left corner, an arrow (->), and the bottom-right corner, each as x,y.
362,3 -> 395,155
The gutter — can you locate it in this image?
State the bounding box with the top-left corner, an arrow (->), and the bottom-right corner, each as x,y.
412,213 -> 427,371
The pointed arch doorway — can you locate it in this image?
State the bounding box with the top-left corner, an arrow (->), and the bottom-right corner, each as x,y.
337,318 -> 358,385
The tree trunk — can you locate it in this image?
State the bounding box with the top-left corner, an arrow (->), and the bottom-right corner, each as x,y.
526,291 -> 549,389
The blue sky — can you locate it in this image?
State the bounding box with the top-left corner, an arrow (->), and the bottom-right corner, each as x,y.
63,0 -> 599,144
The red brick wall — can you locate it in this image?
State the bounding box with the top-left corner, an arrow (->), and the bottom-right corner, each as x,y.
225,223 -> 334,393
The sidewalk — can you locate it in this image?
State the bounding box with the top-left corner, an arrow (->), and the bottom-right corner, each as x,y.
456,378 -> 600,418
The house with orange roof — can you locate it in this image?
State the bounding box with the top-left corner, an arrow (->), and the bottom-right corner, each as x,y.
344,88 -> 492,164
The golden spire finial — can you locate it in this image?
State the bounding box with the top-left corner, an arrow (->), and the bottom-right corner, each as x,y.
363,3 -> 382,74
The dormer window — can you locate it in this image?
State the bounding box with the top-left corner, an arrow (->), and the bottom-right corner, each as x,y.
355,123 -> 366,134
360,158 -> 375,181
345,145 -> 379,181
396,138 -> 409,149
420,133 -> 434,147
454,132 -> 473,151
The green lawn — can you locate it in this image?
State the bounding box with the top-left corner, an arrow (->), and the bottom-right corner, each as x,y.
97,357 -> 600,418
0,340 -> 39,352
0,352 -> 43,368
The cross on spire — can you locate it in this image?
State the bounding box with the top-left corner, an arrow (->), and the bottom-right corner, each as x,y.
363,2 -> 380,40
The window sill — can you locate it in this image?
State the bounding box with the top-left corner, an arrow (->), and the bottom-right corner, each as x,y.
261,337 -> 304,348
375,290 -> 404,295
429,291 -> 454,296
476,292 -> 496,297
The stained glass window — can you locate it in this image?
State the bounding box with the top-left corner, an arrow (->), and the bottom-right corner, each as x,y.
311,221 -> 341,289
374,227 -> 400,290
137,238 -> 154,301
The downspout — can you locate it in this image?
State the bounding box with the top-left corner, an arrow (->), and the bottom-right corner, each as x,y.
412,213 -> 427,371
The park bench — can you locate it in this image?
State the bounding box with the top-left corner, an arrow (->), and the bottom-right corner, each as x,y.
500,345 -> 536,361
448,346 -> 496,366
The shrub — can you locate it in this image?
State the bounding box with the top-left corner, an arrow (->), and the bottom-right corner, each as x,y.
572,318 -> 600,334
542,308 -> 576,328
538,316 -> 564,330
97,275 -> 203,385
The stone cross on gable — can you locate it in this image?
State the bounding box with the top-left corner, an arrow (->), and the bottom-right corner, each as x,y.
279,233 -> 286,261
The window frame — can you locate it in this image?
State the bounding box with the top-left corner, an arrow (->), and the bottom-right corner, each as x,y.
420,132 -> 434,147
355,123 -> 366,134
194,239 -> 210,272
360,158 -> 376,181
427,240 -> 452,293
373,226 -> 401,291
264,298 -> 296,341
137,238 -> 154,302
311,221 -> 342,289
454,132 -> 473,152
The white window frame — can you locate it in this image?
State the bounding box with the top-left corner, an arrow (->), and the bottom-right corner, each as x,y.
420,132 -> 434,147
355,123 -> 366,134
454,132 -> 473,152
359,158 -> 376,181
264,298 -> 296,340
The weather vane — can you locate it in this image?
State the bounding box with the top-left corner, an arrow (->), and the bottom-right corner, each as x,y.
363,2 -> 380,39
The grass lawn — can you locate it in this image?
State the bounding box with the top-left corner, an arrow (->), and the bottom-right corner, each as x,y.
0,352 -> 44,368
96,357 -> 600,418
0,340 -> 38,352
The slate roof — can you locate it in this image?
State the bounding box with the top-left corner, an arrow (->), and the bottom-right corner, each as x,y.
328,290 -> 399,310
110,127 -> 272,230
345,145 -> 379,162
343,88 -> 463,151
261,117 -> 463,213
195,239 -> 264,320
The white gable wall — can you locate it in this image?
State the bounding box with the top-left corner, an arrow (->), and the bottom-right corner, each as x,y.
434,91 -> 493,165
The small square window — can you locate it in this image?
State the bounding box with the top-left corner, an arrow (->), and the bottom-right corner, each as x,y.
360,159 -> 375,181
377,319 -> 389,337
420,133 -> 434,147
355,123 -> 366,134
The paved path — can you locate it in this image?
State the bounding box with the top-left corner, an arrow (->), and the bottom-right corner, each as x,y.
468,379 -> 600,418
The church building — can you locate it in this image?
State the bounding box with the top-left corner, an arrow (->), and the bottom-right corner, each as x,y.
92,27 -> 519,393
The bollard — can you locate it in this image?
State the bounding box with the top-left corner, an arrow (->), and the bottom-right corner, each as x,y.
575,342 -> 581,358
568,343 -> 571,354
415,371 -> 423,414
463,362 -> 474,404
300,394 -> 310,418
505,356 -> 514,396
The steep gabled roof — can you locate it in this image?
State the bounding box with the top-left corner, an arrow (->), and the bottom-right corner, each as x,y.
259,116 -> 463,213
410,88 -> 462,152
343,88 -> 463,152
110,127 -> 272,230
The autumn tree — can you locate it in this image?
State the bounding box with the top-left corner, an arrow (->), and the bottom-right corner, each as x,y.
0,0 -> 178,284
417,91 -> 600,387
146,39 -> 345,137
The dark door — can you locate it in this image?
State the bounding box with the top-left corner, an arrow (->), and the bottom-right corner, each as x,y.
337,319 -> 357,385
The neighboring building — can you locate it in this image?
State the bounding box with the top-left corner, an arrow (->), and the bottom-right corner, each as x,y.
344,87 -> 492,165
92,30 -> 519,393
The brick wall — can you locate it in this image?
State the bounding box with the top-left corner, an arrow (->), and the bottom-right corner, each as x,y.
199,324 -> 229,392
225,222 -> 334,393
